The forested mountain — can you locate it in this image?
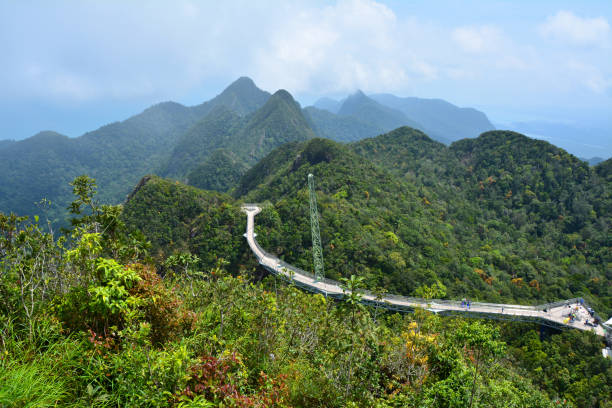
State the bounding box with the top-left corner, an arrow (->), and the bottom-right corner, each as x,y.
370,93 -> 494,142
187,149 -> 250,192
303,106 -> 385,142
5,176 -> 609,406
123,129 -> 611,318
357,128 -> 610,307
161,106 -> 245,179
337,90 -> 424,134
0,139 -> 15,149
0,101 -> 200,221
0,77 -> 273,220
161,89 -> 317,183
122,175 -> 249,266
0,75 -> 601,236
190,76 -> 271,117
310,92 -> 494,144
112,128 -> 612,404
236,90 -> 317,162
3,126 -> 611,407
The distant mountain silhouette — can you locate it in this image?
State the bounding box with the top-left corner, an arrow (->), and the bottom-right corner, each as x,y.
313,97 -> 342,114
370,93 -> 494,142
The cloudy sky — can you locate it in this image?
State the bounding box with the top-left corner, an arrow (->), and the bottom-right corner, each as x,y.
1,0 -> 611,155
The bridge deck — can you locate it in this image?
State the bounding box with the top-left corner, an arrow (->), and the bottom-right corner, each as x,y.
242,205 -> 608,337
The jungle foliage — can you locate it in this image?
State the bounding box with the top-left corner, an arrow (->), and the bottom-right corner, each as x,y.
122,129 -> 612,315
1,176 -> 610,407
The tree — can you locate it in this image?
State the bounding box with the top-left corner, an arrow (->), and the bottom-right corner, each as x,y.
451,321 -> 505,408
339,274 -> 366,398
164,252 -> 202,296
68,175 -> 100,232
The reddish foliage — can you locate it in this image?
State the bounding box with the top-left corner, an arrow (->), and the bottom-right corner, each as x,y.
129,263 -> 196,345
87,329 -> 117,354
177,353 -> 288,407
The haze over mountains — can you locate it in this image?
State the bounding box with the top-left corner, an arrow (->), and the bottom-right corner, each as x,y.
0,76 -> 495,221
314,91 -> 495,144
0,76 -> 606,226
503,120 -> 612,164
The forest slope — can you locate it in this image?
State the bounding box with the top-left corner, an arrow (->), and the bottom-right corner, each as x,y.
124,131 -> 612,317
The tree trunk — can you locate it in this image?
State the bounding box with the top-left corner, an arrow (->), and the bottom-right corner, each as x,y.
468,349 -> 481,408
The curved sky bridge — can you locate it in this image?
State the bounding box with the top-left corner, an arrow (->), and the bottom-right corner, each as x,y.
242,204 -> 609,338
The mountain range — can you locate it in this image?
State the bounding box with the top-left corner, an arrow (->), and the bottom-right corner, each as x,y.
0,77 -> 499,222
2,76 -> 611,407
314,92 -> 495,144
122,127 -> 611,317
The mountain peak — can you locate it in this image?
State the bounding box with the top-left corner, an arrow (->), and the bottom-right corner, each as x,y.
30,130 -> 69,141
194,77 -> 271,117
337,90 -> 423,133
270,89 -> 297,104
224,76 -> 258,92
239,88 -> 315,162
345,90 -> 368,102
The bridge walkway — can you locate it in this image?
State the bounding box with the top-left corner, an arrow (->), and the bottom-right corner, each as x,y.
242,205 -> 608,337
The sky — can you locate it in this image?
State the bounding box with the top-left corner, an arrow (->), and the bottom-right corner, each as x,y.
1,0 -> 611,157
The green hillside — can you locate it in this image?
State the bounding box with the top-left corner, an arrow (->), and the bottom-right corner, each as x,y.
187,149 -> 250,192
3,133 -> 609,406
5,180 -> 607,406
122,130 -> 612,315
0,77 -> 504,224
161,89 -> 317,186
121,175 -> 249,269
237,90 -> 317,162
162,106 -> 244,180
0,77 -> 274,222
353,128 -> 611,312
0,101 -> 199,222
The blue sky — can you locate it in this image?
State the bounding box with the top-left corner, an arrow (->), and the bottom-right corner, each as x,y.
1,0 -> 610,156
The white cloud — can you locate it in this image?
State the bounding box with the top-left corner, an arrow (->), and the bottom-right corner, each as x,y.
451,25 -> 504,54
0,0 -> 610,113
539,10 -> 610,47
567,61 -> 612,93
251,0 -> 418,94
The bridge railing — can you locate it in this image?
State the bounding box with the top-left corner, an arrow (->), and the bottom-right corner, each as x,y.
244,210 -> 610,336
535,298 -> 582,311
252,237 -> 583,314
242,203 -> 265,208
250,239 -> 274,263
276,258 -> 344,289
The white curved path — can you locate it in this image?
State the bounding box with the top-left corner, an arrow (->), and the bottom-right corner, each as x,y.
242,204 -> 607,337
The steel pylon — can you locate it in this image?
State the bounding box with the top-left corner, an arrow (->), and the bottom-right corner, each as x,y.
308,173 -> 324,281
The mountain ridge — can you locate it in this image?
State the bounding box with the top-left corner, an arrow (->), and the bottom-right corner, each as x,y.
125,129 -> 611,317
